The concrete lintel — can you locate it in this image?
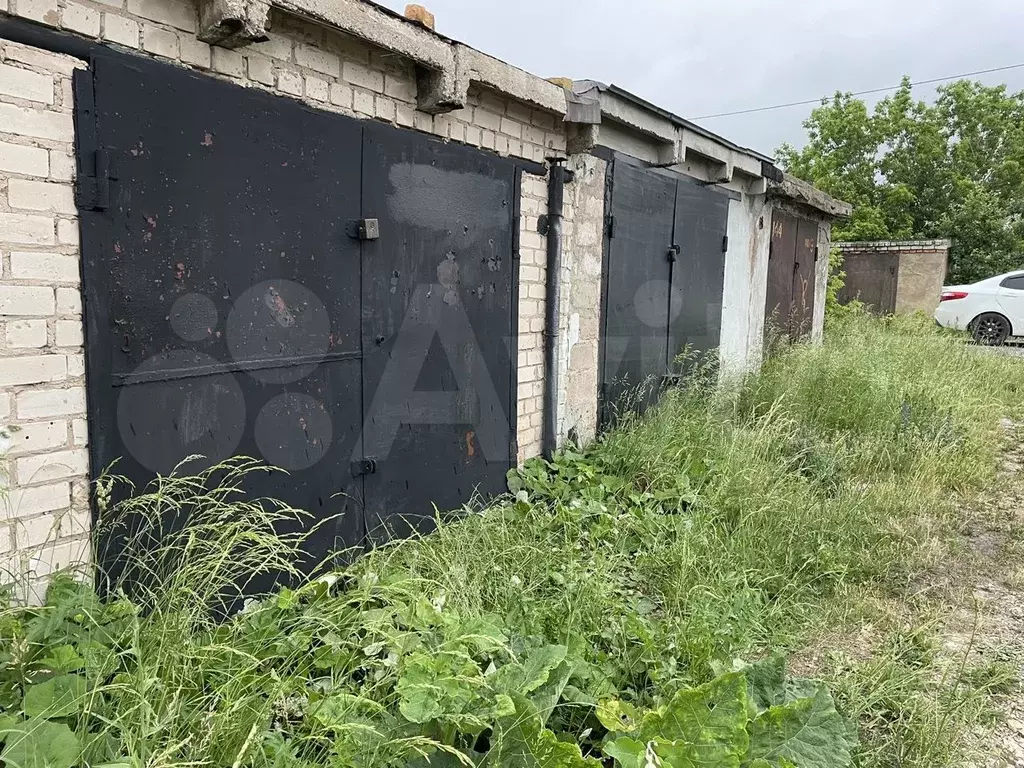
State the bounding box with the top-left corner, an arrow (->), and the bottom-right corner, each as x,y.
768,173 -> 853,218
197,0 -> 271,47
459,47 -> 566,114
600,93 -> 676,145
567,123 -> 600,155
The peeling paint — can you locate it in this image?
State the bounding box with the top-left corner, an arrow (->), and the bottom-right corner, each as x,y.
437,251 -> 460,306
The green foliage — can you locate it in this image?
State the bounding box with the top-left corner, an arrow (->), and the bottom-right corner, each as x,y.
1,319 -> 1020,768
778,77 -> 1024,284
598,662 -> 856,768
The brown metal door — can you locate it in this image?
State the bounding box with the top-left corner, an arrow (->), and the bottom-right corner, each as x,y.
765,212 -> 798,337
837,251 -> 898,315
791,218 -> 818,337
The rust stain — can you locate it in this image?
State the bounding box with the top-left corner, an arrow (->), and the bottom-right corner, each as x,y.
113,241 -> 123,255
201,132 -> 214,147
465,431 -> 476,458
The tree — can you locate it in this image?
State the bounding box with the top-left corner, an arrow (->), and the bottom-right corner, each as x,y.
777,77 -> 1024,284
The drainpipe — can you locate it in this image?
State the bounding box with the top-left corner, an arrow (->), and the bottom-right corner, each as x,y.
541,158 -> 571,460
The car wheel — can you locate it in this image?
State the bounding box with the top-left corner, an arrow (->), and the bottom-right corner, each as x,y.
971,312 -> 1011,346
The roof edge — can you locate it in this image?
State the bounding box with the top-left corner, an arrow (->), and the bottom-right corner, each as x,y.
767,173 -> 853,218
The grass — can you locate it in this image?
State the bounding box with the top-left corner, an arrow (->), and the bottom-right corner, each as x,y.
2,311 -> 1023,768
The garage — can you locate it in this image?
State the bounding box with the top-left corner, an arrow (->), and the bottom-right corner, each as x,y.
765,211 -> 821,339
598,153 -> 730,425
75,50 -> 520,574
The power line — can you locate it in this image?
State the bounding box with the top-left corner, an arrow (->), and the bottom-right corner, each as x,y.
690,62 -> 1024,121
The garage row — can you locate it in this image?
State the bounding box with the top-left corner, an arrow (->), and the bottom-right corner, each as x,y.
0,1 -> 850,577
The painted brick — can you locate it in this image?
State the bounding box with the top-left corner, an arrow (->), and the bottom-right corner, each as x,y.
72,418 -> 87,445
16,387 -> 85,419
329,82 -> 352,109
0,140 -> 48,177
91,0 -> 124,8
246,54 -> 274,85
16,447 -> 87,485
55,287 -> 81,315
179,36 -> 211,68
295,43 -> 339,77
305,76 -> 329,103
353,89 -> 373,116
9,251 -> 79,283
384,74 -> 416,102
7,179 -> 76,214
16,513 -> 60,550
474,107 -> 501,132
396,103 -> 415,128
251,34 -> 292,63
0,63 -> 53,104
5,318 -> 47,348
499,117 -> 522,139
0,392 -> 10,420
276,70 -> 303,97
66,354 -> 84,377
47,150 -> 74,182
28,536 -> 88,575
12,0 -> 60,26
102,13 -> 139,47
6,420 -> 68,456
0,355 -> 65,387
374,95 -> 396,122
343,61 -> 384,93
56,219 -> 78,246
0,285 -> 55,316
126,0 -> 195,32
211,47 -> 244,78
55,320 -> 83,347
62,2 -> 101,36
3,43 -> 77,75
0,103 -> 73,142
141,24 -> 179,58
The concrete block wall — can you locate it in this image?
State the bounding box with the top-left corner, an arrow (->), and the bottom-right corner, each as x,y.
0,39 -> 91,593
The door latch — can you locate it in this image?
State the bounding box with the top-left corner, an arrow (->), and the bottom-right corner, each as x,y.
358,219 -> 380,240
351,458 -> 378,477
667,244 -> 681,262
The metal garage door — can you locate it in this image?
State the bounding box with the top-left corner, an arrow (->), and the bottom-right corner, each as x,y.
765,211 -> 820,339
598,155 -> 729,426
836,251 -> 899,316
75,51 -> 519,583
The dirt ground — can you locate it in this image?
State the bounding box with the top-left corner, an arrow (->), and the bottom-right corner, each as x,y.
949,419 -> 1024,767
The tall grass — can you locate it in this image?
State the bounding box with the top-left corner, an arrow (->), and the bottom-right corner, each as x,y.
1,313 -> 1021,768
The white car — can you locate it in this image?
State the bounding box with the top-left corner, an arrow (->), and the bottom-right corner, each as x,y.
934,270 -> 1024,345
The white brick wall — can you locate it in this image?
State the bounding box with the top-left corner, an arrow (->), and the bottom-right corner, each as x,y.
0,40 -> 90,592
517,173 -> 548,462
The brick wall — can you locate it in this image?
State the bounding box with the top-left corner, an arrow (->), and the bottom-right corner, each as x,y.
0,39 -> 90,596
517,172 -> 548,462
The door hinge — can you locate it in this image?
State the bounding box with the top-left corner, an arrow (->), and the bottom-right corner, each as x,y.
605,215 -> 615,239
722,235 -> 729,253
75,149 -> 110,211
814,245 -> 821,262
350,458 -> 377,477
667,244 -> 680,263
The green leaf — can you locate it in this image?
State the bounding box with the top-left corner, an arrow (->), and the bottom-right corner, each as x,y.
487,693 -> 599,767
748,687 -> 858,768
492,645 -> 568,696
602,737 -> 646,768
0,719 -> 80,768
639,672 -> 749,767
596,700 -> 640,733
23,674 -> 87,718
745,656 -> 786,712
37,646 -> 84,674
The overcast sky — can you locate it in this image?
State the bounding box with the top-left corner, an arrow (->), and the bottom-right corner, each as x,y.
379,0 -> 1024,158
